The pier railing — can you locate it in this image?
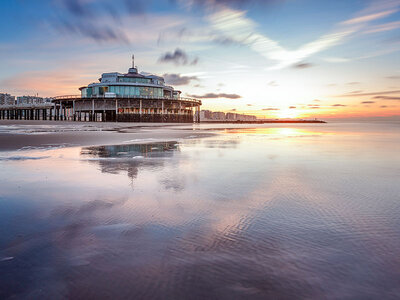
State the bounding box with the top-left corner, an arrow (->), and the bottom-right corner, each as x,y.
53,95 -> 202,105
0,103 -> 54,109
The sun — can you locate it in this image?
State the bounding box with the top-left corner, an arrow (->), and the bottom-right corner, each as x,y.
275,109 -> 301,119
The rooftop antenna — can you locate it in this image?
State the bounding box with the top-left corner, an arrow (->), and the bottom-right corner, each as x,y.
132,54 -> 135,68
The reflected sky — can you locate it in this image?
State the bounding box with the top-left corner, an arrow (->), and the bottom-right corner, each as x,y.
1,123 -> 400,299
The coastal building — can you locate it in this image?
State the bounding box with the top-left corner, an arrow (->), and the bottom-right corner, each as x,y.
226,112 -> 236,120
200,110 -> 258,122
212,112 -> 226,120
53,55 -> 201,122
200,110 -> 212,120
16,96 -> 52,105
0,93 -> 15,105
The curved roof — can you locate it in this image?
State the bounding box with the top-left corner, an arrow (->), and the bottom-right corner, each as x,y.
123,73 -> 145,78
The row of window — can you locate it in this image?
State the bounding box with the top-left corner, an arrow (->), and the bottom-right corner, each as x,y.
82,86 -> 164,97
118,77 -> 152,84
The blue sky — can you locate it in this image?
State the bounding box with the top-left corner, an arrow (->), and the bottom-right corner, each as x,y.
0,0 -> 399,119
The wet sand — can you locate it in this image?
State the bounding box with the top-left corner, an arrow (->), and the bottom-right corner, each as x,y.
1,121 -> 400,299
0,120 -> 214,151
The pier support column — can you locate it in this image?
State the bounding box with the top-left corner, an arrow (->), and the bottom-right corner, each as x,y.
73,101 -> 76,121
92,99 -> 95,122
139,99 -> 142,122
115,99 -> 118,122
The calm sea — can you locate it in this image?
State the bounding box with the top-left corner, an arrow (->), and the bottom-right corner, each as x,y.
0,122 -> 399,299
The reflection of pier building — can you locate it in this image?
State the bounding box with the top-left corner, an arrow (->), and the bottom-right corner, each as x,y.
0,55 -> 201,123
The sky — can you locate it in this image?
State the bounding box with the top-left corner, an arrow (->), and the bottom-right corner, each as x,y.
0,0 -> 399,119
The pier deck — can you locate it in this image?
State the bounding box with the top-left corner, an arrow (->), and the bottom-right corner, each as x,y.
0,96 -> 202,123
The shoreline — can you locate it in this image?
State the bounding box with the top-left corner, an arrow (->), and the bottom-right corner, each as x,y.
0,119 -> 330,152
0,120 -> 214,152
201,120 -> 327,124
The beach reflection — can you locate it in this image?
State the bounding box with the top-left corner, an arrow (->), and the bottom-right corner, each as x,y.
1,123 -> 400,299
80,142 -> 179,180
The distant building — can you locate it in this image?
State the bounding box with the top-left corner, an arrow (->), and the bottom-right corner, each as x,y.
226,112 -> 236,120
200,110 -> 212,120
212,111 -> 226,120
16,96 -> 52,105
0,93 -> 15,105
200,110 -> 257,122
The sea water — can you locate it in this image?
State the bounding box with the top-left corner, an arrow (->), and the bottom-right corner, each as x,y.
0,122 -> 399,299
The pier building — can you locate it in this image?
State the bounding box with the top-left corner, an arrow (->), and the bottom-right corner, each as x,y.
0,55 -> 201,123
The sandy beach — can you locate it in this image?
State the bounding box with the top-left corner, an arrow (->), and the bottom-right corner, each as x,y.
0,120 -> 215,151
1,121 -> 400,299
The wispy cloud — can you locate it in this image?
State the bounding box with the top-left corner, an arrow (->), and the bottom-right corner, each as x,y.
206,0 -> 399,69
323,57 -> 350,63
159,48 -> 199,65
292,62 -> 313,69
361,101 -> 375,104
188,92 -> 241,99
338,89 -> 400,97
341,10 -> 397,25
364,20 -> 400,33
373,96 -> 400,100
163,73 -> 199,85
262,108 -> 279,111
53,19 -> 130,44
332,104 -> 347,107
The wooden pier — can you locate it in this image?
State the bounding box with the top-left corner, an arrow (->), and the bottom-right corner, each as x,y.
0,95 -> 202,123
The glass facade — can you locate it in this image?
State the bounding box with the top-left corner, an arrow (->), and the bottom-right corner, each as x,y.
82,85 -> 164,98
118,77 -> 151,84
109,86 -> 163,97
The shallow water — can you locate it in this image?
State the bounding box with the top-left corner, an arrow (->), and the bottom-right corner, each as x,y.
1,122 -> 400,299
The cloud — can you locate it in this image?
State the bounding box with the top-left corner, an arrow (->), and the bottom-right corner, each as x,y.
380,105 -> 388,108
364,20 -> 400,33
188,93 -> 241,99
332,104 -> 347,107
338,90 -> 400,97
213,36 -> 242,46
268,81 -> 278,86
158,48 -> 198,65
347,82 -> 360,85
289,106 -> 296,109
386,75 -> 400,79
230,108 -> 237,111
313,99 -> 321,102
324,57 -> 350,63
246,104 -> 253,106
182,0 -> 277,10
163,73 -> 199,85
53,19 -> 130,44
48,0 -> 137,44
125,0 -> 148,15
206,1 -> 399,69
361,101 -> 375,104
373,96 -> 400,100
341,9 -> 398,25
62,0 -> 90,17
262,108 -> 280,111
292,62 -> 313,69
